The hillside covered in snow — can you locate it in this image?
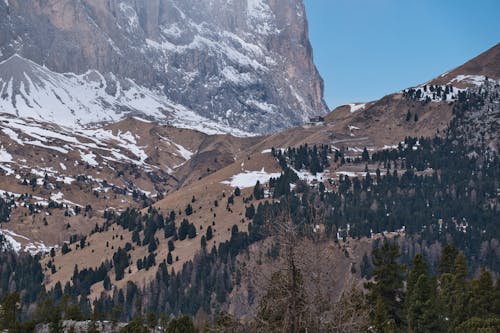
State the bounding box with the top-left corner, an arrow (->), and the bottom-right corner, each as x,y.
0,0 -> 327,134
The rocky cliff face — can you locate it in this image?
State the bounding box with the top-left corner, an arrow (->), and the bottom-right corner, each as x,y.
0,0 -> 327,134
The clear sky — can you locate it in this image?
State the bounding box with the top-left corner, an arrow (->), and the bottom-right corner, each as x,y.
303,0 -> 500,109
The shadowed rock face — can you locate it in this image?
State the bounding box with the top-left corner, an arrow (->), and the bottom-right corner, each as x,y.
0,0 -> 327,134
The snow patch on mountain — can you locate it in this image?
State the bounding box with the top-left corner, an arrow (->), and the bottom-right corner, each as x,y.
450,75 -> 489,87
80,151 -> 99,167
247,0 -> 278,35
221,168 -> 281,188
0,229 -> 53,255
173,142 -> 193,160
0,230 -> 22,252
0,55 -> 254,137
349,103 -> 366,113
0,145 -> 13,163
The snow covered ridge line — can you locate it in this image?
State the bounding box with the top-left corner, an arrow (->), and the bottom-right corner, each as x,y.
403,75 -> 500,103
0,54 -> 254,138
449,74 -> 500,87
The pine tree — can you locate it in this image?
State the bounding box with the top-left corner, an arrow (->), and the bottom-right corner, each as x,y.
206,226 -> 213,241
406,111 -> 412,122
448,252 -> 469,330
373,296 -> 390,332
366,241 -> 405,330
168,240 -> 175,252
0,292 -> 20,332
360,252 -> 373,279
362,147 -> 370,162
468,268 -> 495,318
407,274 -> 441,332
165,316 -> 197,333
253,181 -> 264,200
406,254 -> 428,298
438,244 -> 458,275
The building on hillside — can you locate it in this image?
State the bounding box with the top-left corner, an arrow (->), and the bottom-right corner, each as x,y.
309,116 -> 325,123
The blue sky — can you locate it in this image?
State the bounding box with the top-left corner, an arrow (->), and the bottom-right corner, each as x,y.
303,0 -> 500,109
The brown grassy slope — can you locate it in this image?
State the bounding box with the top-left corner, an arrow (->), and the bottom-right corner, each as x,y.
430,42 -> 500,86
42,151 -> 282,297
327,94 -> 453,147
325,42 -> 500,147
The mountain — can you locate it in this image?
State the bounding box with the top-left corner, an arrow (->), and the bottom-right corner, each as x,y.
1,43 -> 498,258
0,0 -> 327,134
326,42 -> 500,147
0,5 -> 498,328
430,43 -> 500,86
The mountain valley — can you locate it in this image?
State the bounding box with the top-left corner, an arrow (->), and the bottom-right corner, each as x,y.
0,1 -> 498,332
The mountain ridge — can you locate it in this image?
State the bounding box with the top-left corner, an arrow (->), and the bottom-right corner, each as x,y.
0,0 -> 328,134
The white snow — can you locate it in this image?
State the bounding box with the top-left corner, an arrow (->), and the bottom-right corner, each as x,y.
50,192 -> 64,201
450,75 -> 488,87
336,171 -> 357,178
1,128 -> 24,145
246,99 -> 276,113
221,66 -> 256,86
0,229 -> 52,255
24,241 -> 52,255
348,103 -> 366,113
80,151 -> 98,167
0,145 -> 13,163
221,168 -> 281,188
292,168 -> 325,184
403,83 -> 466,103
173,142 -> 193,160
0,55 -> 254,138
118,3 -> 140,32
0,229 -> 26,252
246,0 -> 279,35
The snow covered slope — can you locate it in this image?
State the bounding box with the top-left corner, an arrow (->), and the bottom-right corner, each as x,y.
0,55 -> 251,136
0,0 -> 327,134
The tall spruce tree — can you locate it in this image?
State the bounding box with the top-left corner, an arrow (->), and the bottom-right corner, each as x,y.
405,253 -> 443,331
366,241 -> 405,331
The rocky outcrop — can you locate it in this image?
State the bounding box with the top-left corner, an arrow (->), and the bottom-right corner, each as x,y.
0,0 -> 327,134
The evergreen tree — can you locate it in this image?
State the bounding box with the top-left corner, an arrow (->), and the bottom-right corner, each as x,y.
166,316 -> 197,333
206,226 -> 213,241
448,252 -> 470,331
360,252 -> 373,279
469,268 -> 495,318
362,147 -> 370,162
407,274 -> 441,332
406,111 -> 412,122
0,292 -> 20,332
168,240 -> 175,252
438,244 -> 459,275
406,254 -> 428,299
366,242 -> 405,330
253,181 -> 264,200
119,318 -> 149,333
